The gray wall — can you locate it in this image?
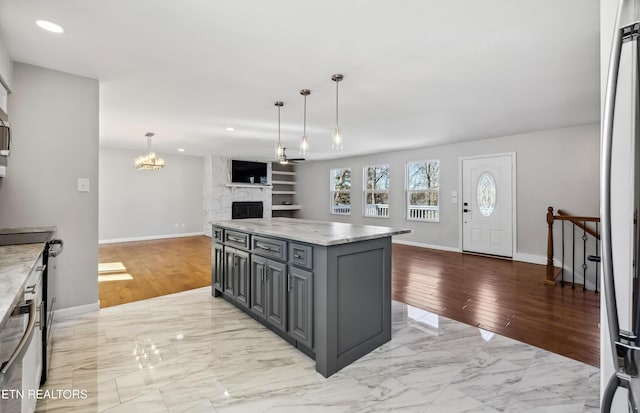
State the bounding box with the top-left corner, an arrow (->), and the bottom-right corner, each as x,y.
0,62 -> 99,311
297,123 -> 599,261
99,147 -> 204,241
0,35 -> 12,90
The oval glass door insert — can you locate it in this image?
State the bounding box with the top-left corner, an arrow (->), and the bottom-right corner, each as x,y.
477,172 -> 496,217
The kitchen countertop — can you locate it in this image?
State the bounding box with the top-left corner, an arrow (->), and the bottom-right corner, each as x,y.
0,226 -> 56,235
210,218 -> 411,246
0,227 -> 55,331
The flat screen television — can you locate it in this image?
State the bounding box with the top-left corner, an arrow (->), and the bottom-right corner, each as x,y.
231,160 -> 268,184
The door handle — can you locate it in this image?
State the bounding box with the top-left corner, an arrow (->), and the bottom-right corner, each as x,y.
0,300 -> 36,386
463,209 -> 469,213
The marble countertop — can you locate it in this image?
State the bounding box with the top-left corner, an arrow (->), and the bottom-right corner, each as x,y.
210,218 -> 411,246
0,227 -> 55,331
0,226 -> 57,235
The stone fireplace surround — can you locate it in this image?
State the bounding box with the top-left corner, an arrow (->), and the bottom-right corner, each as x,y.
202,155 -> 272,236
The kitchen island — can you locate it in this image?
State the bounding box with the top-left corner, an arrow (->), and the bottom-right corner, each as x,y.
210,218 -> 410,377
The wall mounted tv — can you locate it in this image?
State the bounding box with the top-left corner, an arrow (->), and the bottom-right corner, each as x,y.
231,160 -> 268,184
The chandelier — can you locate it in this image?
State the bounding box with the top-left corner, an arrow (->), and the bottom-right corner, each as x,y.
135,132 -> 165,170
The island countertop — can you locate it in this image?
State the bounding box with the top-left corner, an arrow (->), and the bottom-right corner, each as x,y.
210,218 -> 411,246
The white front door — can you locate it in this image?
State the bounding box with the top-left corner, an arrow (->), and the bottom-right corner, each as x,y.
462,154 -> 514,257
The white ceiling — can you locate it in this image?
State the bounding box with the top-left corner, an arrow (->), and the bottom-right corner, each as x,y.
0,0 -> 600,161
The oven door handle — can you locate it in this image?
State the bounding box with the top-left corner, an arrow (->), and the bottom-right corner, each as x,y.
0,300 -> 37,387
48,239 -> 63,257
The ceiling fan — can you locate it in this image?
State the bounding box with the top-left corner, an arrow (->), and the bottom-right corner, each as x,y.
279,147 -> 305,164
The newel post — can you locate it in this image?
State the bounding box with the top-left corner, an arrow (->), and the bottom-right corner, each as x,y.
545,206 -> 556,285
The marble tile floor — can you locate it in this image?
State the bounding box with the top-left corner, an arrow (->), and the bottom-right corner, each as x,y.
36,287 -> 600,412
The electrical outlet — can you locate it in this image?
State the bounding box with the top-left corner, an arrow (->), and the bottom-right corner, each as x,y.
77,178 -> 90,192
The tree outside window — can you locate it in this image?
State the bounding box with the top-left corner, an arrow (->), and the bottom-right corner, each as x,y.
330,168 -> 351,215
406,160 -> 440,222
364,165 -> 389,218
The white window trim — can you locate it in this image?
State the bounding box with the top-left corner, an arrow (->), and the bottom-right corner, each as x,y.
363,164 -> 390,219
330,167 -> 352,216
405,160 -> 440,223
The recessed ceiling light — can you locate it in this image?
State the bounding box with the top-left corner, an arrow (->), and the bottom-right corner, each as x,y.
36,20 -> 64,34
177,148 -> 185,152
226,127 -> 236,132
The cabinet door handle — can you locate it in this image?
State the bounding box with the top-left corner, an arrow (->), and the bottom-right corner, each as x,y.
257,244 -> 271,251
38,301 -> 44,330
25,284 -> 37,295
228,236 -> 244,243
294,254 -> 302,259
36,265 -> 46,273
287,273 -> 292,292
261,264 -> 266,282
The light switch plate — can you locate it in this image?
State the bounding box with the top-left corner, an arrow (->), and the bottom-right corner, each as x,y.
77,178 -> 90,192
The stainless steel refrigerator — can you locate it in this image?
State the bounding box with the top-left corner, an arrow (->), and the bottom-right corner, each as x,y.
603,0 -> 640,411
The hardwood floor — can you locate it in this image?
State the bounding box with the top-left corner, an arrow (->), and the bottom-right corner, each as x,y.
98,236 -> 211,308
392,244 -> 600,367
98,237 -> 600,367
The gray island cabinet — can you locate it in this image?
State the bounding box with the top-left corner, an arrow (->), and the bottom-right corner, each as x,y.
210,218 -> 411,377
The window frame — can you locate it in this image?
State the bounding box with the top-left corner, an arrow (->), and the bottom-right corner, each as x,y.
405,159 -> 440,223
329,167 -> 352,216
363,164 -> 390,219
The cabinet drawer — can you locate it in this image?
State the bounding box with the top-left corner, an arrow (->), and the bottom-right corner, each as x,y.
252,236 -> 287,260
289,243 -> 312,269
212,227 -> 224,243
225,230 -> 250,250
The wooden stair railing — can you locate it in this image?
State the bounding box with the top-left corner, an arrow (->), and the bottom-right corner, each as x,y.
546,207 -> 600,291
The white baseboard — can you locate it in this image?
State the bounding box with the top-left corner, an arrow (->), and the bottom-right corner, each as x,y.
54,301 -> 100,320
392,239 -> 461,253
99,232 -> 205,244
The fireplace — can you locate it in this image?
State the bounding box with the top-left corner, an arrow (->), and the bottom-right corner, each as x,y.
232,201 -> 263,219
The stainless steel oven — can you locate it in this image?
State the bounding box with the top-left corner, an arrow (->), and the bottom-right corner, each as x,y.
0,300 -> 37,413
41,239 -> 62,385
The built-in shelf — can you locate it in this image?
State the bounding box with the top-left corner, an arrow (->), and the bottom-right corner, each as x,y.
271,205 -> 301,211
225,184 -> 272,189
271,162 -> 297,217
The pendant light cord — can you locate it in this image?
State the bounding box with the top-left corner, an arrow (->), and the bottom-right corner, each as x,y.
335,80 -> 339,126
303,94 -> 307,136
278,105 -> 281,144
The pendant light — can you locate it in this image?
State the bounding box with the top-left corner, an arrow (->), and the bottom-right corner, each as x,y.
331,74 -> 344,150
135,132 -> 165,170
299,89 -> 310,157
275,101 -> 284,162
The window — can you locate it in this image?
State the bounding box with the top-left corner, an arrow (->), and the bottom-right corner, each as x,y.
330,168 -> 351,215
406,160 -> 440,222
477,172 -> 496,217
364,164 -> 390,218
